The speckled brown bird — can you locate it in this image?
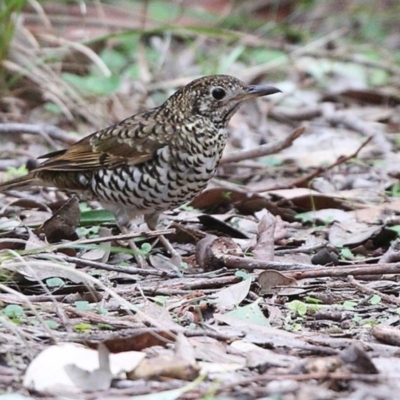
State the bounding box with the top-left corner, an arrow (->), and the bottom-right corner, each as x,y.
1,75 -> 280,258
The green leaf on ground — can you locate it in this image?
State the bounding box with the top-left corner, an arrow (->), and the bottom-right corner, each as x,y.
225,299 -> 270,326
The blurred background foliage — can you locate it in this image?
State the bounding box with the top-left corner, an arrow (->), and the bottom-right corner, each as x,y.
1,0 -> 399,129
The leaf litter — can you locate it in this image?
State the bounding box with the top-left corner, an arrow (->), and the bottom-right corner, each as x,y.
1,1 -> 400,399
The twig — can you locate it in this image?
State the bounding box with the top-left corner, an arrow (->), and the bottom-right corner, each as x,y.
322,103 -> 392,154
275,243 -> 327,255
40,33 -> 112,77
180,275 -> 240,289
347,275 -> 400,307
289,263 -> 400,280
0,293 -> 68,304
48,326 -> 243,344
33,254 -> 179,278
220,125 -> 305,165
220,371 -> 380,392
63,229 -> 176,246
269,106 -> 322,122
219,256 -> 320,271
65,306 -> 140,328
257,135 -> 373,191
0,123 -> 75,145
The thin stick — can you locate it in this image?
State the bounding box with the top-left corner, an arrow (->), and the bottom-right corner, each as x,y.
220,125 -> 305,165
0,123 -> 75,145
257,135 -> 373,191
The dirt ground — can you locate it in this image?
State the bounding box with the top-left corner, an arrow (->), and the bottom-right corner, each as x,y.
1,1 -> 400,399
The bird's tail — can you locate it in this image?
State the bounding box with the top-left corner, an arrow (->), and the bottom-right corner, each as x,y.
0,173 -> 42,192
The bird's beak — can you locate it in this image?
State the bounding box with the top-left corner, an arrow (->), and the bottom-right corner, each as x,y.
248,84 -> 281,97
234,84 -> 281,101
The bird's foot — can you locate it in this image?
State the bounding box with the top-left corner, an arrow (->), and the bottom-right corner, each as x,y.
119,225 -> 150,268
127,239 -> 149,268
157,234 -> 184,268
119,223 -> 184,268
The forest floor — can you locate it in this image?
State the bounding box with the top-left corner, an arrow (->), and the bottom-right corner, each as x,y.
1,1 -> 400,399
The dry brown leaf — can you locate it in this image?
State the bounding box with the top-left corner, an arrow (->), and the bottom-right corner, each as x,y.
34,196 -> 80,243
258,270 -> 297,295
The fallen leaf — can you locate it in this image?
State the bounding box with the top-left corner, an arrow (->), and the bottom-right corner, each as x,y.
214,278 -> 252,309
102,330 -> 175,353
216,299 -> 270,327
231,340 -> 297,368
175,333 -> 196,364
23,343 -> 145,394
296,208 -> 351,224
340,343 -> 378,374
64,343 -> 112,392
128,354 -> 199,381
80,227 -> 112,263
258,270 -> 297,295
329,219 -> 382,247
34,196 -> 80,243
265,188 -> 348,211
189,336 -> 245,365
126,374 -> 205,400
136,299 -> 181,329
371,324 -> 400,347
253,210 -> 276,261
1,258 -> 83,284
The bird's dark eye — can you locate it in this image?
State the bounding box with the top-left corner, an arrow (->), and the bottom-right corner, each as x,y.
211,87 -> 226,100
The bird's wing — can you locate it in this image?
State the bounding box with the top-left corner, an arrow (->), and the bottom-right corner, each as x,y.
37,111 -> 174,172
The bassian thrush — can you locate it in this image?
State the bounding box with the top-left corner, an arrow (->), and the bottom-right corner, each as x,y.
0,75 -> 280,263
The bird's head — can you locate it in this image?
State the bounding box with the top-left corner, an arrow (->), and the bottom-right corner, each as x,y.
165,75 -> 281,126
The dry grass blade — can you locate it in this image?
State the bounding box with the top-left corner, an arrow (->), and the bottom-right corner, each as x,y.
2,1 -> 400,398
5,21 -> 106,125
39,33 -> 112,77
0,122 -> 75,145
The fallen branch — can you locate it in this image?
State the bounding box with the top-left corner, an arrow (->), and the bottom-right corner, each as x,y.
347,275 -> 400,307
33,254 -> 179,278
196,236 -> 320,271
221,371 -> 381,392
197,235 -> 400,279
322,103 -> 392,154
0,123 -> 76,145
257,134 -> 373,191
289,263 -> 400,280
269,106 -> 322,122
220,125 -> 305,165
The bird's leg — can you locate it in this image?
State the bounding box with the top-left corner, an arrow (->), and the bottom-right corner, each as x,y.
113,207 -> 148,268
157,234 -> 183,267
145,213 -> 183,267
119,225 -> 148,268
114,209 -> 182,268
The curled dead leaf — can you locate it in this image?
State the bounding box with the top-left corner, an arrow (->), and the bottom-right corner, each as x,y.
252,210 -> 276,261
196,235 -> 243,271
34,196 -> 80,243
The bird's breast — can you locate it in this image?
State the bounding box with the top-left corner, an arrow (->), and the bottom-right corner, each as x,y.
90,127 -> 227,213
